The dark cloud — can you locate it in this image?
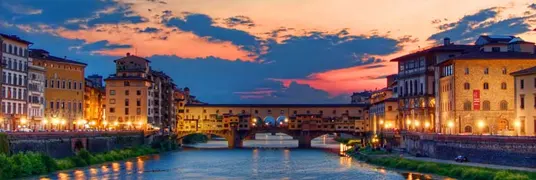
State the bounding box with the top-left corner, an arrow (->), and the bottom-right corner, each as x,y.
223,15 -> 255,28
79,40 -> 132,52
529,3 -> 536,10
259,30 -> 400,78
239,82 -> 349,104
428,7 -> 532,44
139,27 -> 161,33
164,13 -> 261,54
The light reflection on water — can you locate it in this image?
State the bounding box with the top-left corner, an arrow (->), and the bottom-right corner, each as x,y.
30,134 -> 447,180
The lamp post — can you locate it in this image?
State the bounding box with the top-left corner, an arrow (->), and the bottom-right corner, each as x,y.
406,119 -> 411,131
424,121 -> 430,133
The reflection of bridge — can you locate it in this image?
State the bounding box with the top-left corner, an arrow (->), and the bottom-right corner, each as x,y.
176,104 -> 369,148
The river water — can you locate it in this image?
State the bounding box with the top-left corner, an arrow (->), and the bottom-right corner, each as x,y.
32,134 -> 444,180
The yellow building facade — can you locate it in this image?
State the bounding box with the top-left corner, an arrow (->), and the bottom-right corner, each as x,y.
438,59 -> 536,135
30,49 -> 86,130
105,54 -> 152,130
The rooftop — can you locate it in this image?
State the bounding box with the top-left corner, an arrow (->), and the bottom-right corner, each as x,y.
29,49 -> 87,66
0,33 -> 33,45
451,51 -> 536,60
114,54 -> 151,63
186,104 -> 368,108
510,66 -> 536,76
390,44 -> 475,62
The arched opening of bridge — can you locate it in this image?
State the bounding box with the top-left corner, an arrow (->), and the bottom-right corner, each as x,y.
177,133 -> 238,148
275,116 -> 288,127
263,116 -> 276,127
243,131 -> 296,148
311,132 -> 361,149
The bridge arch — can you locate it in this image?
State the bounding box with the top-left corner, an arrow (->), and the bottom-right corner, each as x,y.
275,116 -> 288,127
176,130 -> 242,148
263,116 -> 276,127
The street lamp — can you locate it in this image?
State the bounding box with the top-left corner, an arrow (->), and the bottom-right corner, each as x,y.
514,121 -> 521,136
447,121 -> 454,134
424,121 -> 430,131
477,120 -> 485,135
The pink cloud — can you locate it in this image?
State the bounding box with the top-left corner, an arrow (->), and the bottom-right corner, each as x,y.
271,62 -> 397,96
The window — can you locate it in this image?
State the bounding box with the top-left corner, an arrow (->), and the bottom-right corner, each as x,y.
521,79 -> 525,89
136,99 -> 141,106
125,99 -> 129,106
520,95 -> 525,109
125,90 -> 129,95
125,108 -> 129,115
464,67 -> 469,75
79,82 -> 82,90
62,80 -> 65,89
502,67 -> 507,74
136,90 -> 141,95
388,106 -> 393,111
482,100 -> 490,111
501,82 -> 507,90
483,83 -> 489,90
464,83 -> 470,90
137,108 -> 141,115
50,80 -> 54,88
484,67 -> 489,75
492,47 -> 501,52
68,81 -> 71,89
109,108 -> 115,113
110,90 -> 116,95
57,80 -> 60,88
50,102 -> 54,109
124,81 -> 130,86
500,100 -> 508,110
463,101 -> 471,111
109,99 -> 116,104
464,126 -> 473,133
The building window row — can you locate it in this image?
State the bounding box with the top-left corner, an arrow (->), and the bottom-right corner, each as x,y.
463,67 -> 508,75
2,43 -> 27,57
46,79 -> 83,90
1,87 -> 26,100
1,102 -> 26,114
48,100 -> 83,113
2,57 -> 28,72
463,100 -> 508,111
463,82 -> 507,90
2,72 -> 27,86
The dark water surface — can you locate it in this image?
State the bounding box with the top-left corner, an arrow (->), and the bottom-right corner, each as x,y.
31,134 -> 444,180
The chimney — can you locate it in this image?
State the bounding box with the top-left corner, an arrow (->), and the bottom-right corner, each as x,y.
126,52 -> 131,56
444,37 -> 451,46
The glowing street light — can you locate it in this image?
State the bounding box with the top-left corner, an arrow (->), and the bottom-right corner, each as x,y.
52,118 -> 59,125
424,122 -> 430,129
20,118 -> 27,124
477,121 -> 485,128
379,119 -> 384,125
284,118 -> 289,123
447,121 -> 454,128
414,120 -> 420,127
514,121 -> 521,128
406,119 -> 411,125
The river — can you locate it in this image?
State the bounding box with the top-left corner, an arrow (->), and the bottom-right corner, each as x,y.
31,134 -> 444,180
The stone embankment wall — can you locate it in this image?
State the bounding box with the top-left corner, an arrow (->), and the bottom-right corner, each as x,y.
403,133 -> 536,168
7,131 -> 145,158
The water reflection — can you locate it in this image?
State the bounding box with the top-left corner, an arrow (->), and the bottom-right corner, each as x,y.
32,135 -> 449,180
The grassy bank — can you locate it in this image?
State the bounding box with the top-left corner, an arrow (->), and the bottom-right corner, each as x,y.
348,149 -> 536,180
0,136 -> 180,179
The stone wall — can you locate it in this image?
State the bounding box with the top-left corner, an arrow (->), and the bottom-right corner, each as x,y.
7,131 -> 145,158
403,133 -> 536,168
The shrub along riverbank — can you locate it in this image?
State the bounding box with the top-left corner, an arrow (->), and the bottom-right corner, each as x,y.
348,148 -> 536,180
0,135 -> 180,179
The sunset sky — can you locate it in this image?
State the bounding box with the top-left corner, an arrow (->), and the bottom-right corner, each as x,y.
1,0 -> 536,103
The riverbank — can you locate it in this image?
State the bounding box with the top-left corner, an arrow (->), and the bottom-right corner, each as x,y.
0,138 -> 180,179
347,148 -> 536,180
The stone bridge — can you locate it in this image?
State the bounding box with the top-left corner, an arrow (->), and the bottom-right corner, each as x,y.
176,104 -> 369,148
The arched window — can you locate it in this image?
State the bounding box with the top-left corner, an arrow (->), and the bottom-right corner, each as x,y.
483,82 -> 489,90
500,82 -> 506,90
463,101 -> 472,111
464,82 -> 470,90
500,100 -> 508,110
464,126 -> 472,133
482,100 -> 490,111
